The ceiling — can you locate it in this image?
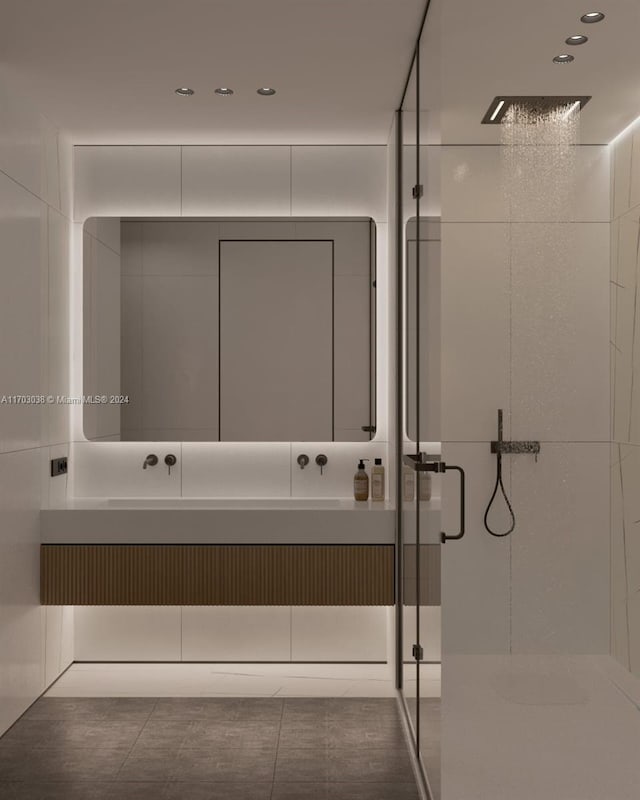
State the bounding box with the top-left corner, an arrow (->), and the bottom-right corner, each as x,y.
429,0 -> 640,145
0,0 -> 425,144
2,0 -> 640,145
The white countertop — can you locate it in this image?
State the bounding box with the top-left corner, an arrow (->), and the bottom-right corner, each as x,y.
40,497 -> 441,545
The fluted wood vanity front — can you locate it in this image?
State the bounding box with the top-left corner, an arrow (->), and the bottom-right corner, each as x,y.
40,543 -> 394,605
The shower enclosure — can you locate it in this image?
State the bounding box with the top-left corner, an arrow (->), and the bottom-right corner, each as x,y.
395,8 -> 447,797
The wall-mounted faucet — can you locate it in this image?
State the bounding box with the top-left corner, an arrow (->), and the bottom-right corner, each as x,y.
165,454 -> 177,475
315,454 -> 328,475
297,454 -> 310,470
143,454 -> 158,470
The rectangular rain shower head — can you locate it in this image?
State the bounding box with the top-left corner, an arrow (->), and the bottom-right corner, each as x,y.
482,96 -> 591,124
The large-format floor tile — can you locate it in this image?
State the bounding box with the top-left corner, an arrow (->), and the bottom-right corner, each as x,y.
23,698 -> 155,722
0,747 -> 129,782
150,698 -> 284,723
161,784 -> 273,800
0,696 -> 418,800
271,782 -> 420,799
171,748 -> 277,782
182,720 -> 280,750
3,783 -> 113,800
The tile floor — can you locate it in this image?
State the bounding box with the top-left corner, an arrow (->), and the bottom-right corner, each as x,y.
0,697 -> 420,800
44,662 -> 440,699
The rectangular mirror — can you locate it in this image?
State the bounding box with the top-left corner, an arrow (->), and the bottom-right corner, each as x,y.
83,217 -> 376,442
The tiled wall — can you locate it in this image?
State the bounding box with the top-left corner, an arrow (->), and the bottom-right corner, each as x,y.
436,143 -> 611,655
69,145 -> 390,499
0,80 -> 74,735
73,606 -> 390,663
611,121 -> 640,675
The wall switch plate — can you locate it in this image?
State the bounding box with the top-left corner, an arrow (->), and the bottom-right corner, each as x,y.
50,457 -> 68,477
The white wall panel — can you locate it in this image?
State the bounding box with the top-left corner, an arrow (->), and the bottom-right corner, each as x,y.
74,146 -> 181,220
74,606 -> 181,661
182,607 -> 291,661
610,444 -> 629,669
510,222 -> 610,442
41,444 -> 69,510
0,449 -> 44,735
44,606 -> 74,687
442,145 -> 610,223
510,443 -> 610,654
0,172 -> 47,453
441,443 -> 511,654
0,82 -> 72,736
291,607 -> 387,661
613,130 -> 633,220
440,223 -> 510,443
47,208 -> 70,446
71,441 -> 182,497
182,442 -> 290,497
182,146 -> 291,216
291,146 -> 387,220
0,82 -> 47,201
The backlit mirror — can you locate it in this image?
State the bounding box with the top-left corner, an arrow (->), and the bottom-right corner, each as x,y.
82,217 -> 376,442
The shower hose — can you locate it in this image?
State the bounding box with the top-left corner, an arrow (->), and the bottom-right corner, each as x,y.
483,449 -> 516,537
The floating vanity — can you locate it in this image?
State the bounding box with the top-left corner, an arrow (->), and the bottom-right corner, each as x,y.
40,499 -> 440,607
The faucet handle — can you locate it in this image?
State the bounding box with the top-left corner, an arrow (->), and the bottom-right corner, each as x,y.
297,454 -> 310,470
315,454 -> 328,475
165,454 -> 177,475
143,454 -> 158,470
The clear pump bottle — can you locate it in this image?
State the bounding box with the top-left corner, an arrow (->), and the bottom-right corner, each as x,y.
371,458 -> 385,501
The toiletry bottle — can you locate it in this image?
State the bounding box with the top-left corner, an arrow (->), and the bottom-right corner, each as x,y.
419,471 -> 432,501
354,459 -> 370,501
371,458 -> 385,501
403,464 -> 415,502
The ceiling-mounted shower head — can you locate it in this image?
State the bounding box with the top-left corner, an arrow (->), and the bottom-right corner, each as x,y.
482,96 -> 591,124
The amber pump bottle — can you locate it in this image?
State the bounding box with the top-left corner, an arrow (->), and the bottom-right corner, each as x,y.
353,459 -> 370,501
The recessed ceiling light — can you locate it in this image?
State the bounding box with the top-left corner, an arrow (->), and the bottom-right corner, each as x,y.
215,87 -> 234,96
553,54 -> 575,64
257,87 -> 276,96
566,34 -> 588,45
175,87 -> 194,96
580,11 -> 605,23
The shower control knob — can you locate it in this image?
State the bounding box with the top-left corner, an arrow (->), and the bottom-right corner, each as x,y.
297,454 -> 310,470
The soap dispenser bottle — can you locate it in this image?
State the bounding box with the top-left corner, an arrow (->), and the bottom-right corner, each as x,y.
371,458 -> 385,501
354,459 -> 370,501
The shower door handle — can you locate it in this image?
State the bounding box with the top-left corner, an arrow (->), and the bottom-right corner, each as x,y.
440,464 -> 465,544
402,454 -> 466,544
